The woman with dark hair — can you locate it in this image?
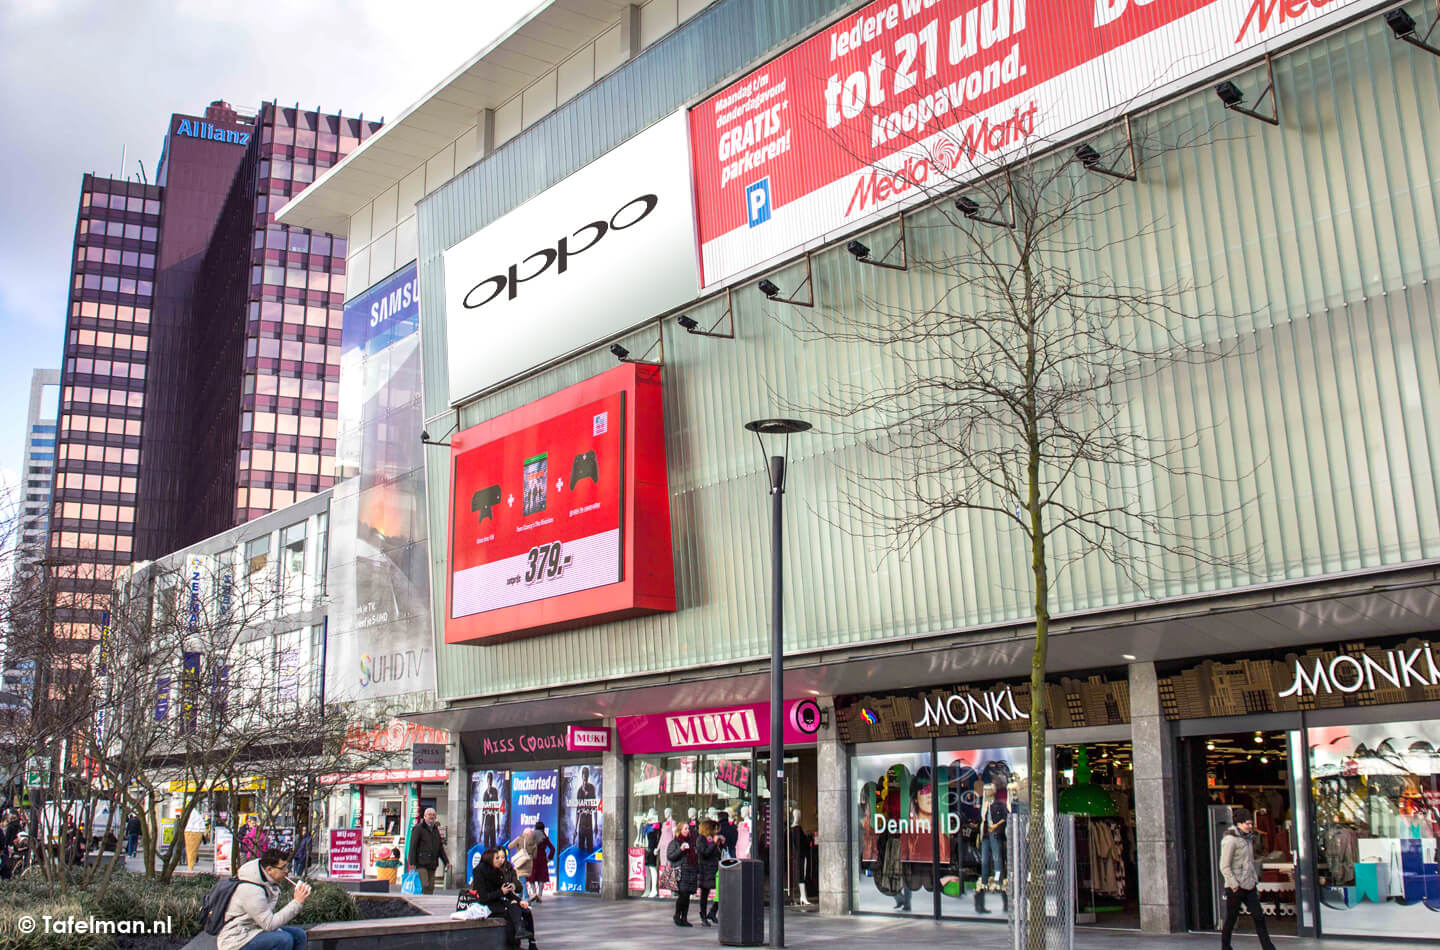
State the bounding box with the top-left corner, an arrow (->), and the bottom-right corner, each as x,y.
666,821 -> 700,926
474,847 -> 538,950
528,821 -> 554,902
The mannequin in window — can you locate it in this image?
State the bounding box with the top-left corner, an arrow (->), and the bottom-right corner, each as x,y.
657,808 -> 677,894
642,808 -> 661,897
736,805 -> 753,860
789,808 -> 812,905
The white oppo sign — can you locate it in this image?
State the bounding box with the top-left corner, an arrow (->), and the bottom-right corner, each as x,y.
443,111 -> 699,404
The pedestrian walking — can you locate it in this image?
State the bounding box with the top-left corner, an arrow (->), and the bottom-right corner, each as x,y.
474,847 -> 538,950
528,821 -> 553,901
406,807 -> 449,894
1219,808 -> 1278,950
125,813 -> 141,858
240,816 -> 269,864
216,848 -> 311,950
506,827 -> 536,901
667,821 -> 700,927
695,820 -> 721,927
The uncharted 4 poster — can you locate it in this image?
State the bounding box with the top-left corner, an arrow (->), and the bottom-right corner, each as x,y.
511,770 -> 560,893
470,770 -> 510,850
559,764 -> 603,893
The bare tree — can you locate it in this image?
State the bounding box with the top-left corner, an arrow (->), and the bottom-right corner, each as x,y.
783,105 -> 1252,942
86,557 -> 390,884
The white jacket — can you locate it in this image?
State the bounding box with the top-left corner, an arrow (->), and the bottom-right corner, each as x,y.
216,859 -> 303,950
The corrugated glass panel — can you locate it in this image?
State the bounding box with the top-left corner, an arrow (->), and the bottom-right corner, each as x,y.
418,13 -> 1440,701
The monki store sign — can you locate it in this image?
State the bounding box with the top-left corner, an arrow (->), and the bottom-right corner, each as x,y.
1278,641 -> 1440,698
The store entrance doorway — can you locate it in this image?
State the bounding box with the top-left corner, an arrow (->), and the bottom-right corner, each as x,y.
757,747 -> 818,910
1180,731 -> 1297,937
1054,742 -> 1139,929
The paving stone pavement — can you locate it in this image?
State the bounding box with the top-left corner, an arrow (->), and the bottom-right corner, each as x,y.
400,891 -> 1400,949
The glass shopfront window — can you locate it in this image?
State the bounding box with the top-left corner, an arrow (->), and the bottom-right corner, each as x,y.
938,745 -> 1029,919
852,743 -> 1028,918
629,752 -> 755,897
1309,719 -> 1440,939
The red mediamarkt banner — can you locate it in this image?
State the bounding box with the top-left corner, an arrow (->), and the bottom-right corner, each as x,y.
446,363 -> 676,644
689,0 -> 1377,287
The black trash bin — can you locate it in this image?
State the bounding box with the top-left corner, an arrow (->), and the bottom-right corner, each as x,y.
717,858 -> 764,946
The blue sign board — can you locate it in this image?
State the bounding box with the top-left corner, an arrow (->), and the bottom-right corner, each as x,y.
342,262 -> 419,358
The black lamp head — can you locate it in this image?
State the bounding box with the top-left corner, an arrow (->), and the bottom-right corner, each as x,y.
420,430 -> 431,443
1215,80 -> 1245,107
1074,144 -> 1102,169
609,343 -> 630,361
757,278 -> 781,299
846,239 -> 871,260
1385,8 -> 1417,37
676,315 -> 700,332
955,196 -> 982,218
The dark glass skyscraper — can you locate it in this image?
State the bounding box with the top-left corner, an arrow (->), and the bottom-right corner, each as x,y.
49,100 -> 379,646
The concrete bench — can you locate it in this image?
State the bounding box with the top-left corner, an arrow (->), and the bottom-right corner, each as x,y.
181,915 -> 508,950
307,915 -> 509,950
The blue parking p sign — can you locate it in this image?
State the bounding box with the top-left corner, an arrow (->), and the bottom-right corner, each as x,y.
745,178 -> 772,227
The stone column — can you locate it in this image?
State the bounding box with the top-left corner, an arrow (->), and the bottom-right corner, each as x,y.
600,724 -> 629,900
815,696 -> 849,916
446,731 -> 468,890
1130,661 -> 1184,932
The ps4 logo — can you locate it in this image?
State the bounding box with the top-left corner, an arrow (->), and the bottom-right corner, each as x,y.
745,178 -> 772,228
175,118 -> 250,146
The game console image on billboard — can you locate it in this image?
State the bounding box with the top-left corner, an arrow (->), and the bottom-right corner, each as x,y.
451,393 -> 625,618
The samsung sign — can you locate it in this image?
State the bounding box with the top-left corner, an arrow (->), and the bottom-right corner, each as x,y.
443,111 -> 699,404
342,262 -> 419,358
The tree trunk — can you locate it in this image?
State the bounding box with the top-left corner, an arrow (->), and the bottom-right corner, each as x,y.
1025,453 -> 1051,950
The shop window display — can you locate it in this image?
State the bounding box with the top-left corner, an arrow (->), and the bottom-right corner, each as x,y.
1310,720 -> 1440,938
852,746 -> 1027,918
468,766 -> 604,894
629,752 -> 755,897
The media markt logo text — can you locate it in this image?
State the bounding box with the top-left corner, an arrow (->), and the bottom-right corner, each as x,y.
666,709 -> 759,747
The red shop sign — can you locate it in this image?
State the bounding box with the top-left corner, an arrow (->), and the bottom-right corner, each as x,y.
616,699 -> 821,755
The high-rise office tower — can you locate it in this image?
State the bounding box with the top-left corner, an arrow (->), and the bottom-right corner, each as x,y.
48,100 -> 380,647
16,369 -> 60,565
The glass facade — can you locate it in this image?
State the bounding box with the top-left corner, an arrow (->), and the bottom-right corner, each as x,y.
324,262 -> 432,707
852,742 -> 1029,919
1310,720 -> 1440,939
50,175 -> 162,647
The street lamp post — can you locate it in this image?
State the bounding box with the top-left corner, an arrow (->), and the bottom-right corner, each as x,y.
744,418 -> 810,950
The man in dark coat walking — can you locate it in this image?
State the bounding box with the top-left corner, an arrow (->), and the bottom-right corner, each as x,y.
407,807 -> 450,894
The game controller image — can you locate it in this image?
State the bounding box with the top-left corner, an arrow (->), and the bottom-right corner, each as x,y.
570,450 -> 599,488
471,484 -> 502,522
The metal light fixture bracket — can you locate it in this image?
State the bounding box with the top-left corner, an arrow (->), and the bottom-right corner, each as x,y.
852,211 -> 909,271
1075,114 -> 1139,182
759,253 -> 815,308
1221,54 -> 1280,125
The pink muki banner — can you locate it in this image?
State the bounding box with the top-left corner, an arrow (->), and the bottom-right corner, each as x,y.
616,699 -> 821,754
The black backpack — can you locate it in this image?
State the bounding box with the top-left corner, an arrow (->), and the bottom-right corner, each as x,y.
198,877 -> 260,935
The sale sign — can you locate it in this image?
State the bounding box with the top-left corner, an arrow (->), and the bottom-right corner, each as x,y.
444,363 -> 675,645
451,393 -> 625,618
328,828 -> 363,881
689,0 -> 1382,288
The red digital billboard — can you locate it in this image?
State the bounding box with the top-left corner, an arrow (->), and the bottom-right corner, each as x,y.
445,363 -> 675,644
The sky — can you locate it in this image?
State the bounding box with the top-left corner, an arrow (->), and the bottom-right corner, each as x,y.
0,0 -> 538,494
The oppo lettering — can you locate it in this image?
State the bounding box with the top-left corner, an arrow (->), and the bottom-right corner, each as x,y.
461,194 -> 659,310
914,687 -> 1029,728
1276,643 -> 1440,698
665,710 -> 760,747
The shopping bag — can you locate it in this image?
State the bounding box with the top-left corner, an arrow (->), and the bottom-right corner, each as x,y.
400,870 -> 423,895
